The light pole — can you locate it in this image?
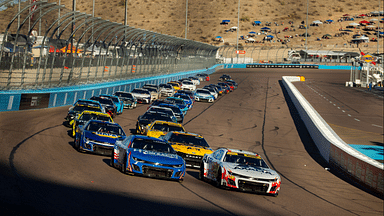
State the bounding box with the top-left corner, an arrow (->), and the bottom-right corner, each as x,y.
185,0 -> 188,39
236,0 -> 240,60
305,0 -> 308,52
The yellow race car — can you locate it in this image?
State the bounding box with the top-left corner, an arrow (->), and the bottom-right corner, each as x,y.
160,131 -> 213,168
167,81 -> 181,91
71,110 -> 113,137
145,120 -> 186,138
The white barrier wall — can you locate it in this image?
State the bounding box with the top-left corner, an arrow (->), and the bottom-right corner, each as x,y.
282,76 -> 384,195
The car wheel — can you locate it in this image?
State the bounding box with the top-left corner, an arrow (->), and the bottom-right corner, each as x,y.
110,151 -> 115,168
121,156 -> 127,174
216,168 -> 222,188
198,163 -> 205,181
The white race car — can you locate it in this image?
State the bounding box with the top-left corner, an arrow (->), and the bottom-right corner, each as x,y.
199,148 -> 281,196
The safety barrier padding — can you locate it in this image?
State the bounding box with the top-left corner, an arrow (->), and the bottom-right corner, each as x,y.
282,76 -> 383,196
246,64 -> 319,69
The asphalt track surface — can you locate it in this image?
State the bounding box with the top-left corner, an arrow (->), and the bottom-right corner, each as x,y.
0,69 -> 383,216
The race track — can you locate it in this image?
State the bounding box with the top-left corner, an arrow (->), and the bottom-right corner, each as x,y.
0,68 -> 382,216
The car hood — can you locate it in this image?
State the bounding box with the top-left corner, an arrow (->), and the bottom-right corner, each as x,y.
224,163 -> 279,179
131,93 -> 150,98
131,149 -> 184,165
84,131 -> 124,144
171,143 -> 213,156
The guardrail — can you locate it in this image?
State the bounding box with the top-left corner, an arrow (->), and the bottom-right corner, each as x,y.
282,76 -> 383,196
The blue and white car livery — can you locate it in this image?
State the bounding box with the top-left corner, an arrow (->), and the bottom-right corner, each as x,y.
111,135 -> 186,181
194,88 -> 215,103
74,120 -> 126,155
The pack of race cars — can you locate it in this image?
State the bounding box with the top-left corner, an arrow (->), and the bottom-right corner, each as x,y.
64,73 -> 281,196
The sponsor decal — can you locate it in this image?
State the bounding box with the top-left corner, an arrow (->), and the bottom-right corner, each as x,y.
94,132 -> 119,138
133,149 -> 178,158
233,165 -> 273,175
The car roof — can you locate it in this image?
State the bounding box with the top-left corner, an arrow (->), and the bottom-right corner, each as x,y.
150,120 -> 183,127
168,131 -> 202,137
80,110 -> 110,116
219,147 -> 260,156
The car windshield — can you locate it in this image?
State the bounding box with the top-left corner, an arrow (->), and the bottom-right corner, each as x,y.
159,105 -> 182,114
79,113 -> 111,122
148,107 -> 173,116
73,105 -> 101,112
141,113 -> 172,121
182,81 -> 193,85
175,95 -> 190,100
196,89 -> 210,94
132,89 -> 149,94
86,122 -> 125,136
92,97 -> 114,105
223,153 -> 269,168
168,134 -> 209,147
145,88 -> 157,93
115,92 -> 133,99
167,98 -> 185,105
151,123 -> 185,132
131,138 -> 175,153
102,96 -> 118,102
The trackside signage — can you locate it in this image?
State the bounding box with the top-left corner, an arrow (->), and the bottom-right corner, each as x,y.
360,54 -> 374,63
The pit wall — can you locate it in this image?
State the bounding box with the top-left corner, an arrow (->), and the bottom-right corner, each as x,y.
282,76 -> 383,196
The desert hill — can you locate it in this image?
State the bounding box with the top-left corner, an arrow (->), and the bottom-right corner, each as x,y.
0,0 -> 382,51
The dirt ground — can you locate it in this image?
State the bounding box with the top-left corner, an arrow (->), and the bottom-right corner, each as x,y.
0,0 -> 382,53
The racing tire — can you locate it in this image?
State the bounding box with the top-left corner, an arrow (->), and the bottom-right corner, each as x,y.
74,136 -> 80,151
110,151 -> 115,168
198,163 -> 205,181
216,169 -> 223,188
120,156 -> 127,174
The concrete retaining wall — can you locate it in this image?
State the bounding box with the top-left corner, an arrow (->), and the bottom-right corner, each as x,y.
0,67 -> 216,112
282,76 -> 383,195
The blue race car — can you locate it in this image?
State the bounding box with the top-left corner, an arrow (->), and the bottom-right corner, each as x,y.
194,88 -> 215,103
165,97 -> 189,115
156,103 -> 184,123
74,120 -> 126,155
114,91 -> 137,109
173,93 -> 194,109
99,94 -> 124,114
111,135 -> 186,181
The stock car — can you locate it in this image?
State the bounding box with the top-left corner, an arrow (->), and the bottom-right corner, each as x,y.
114,91 -> 137,109
176,90 -> 195,101
71,110 -> 113,137
173,93 -> 194,109
74,120 -> 126,155
194,88 -> 215,103
136,112 -> 177,134
99,94 -> 124,114
111,135 -> 186,181
225,80 -> 238,89
131,88 -> 152,104
196,73 -> 210,81
167,81 -> 181,91
159,84 -> 175,97
180,80 -> 196,91
165,97 -> 189,114
90,96 -> 117,118
199,148 -> 281,196
65,102 -> 104,126
219,74 -> 231,81
146,120 -> 186,138
160,132 -> 213,168
155,102 -> 184,123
